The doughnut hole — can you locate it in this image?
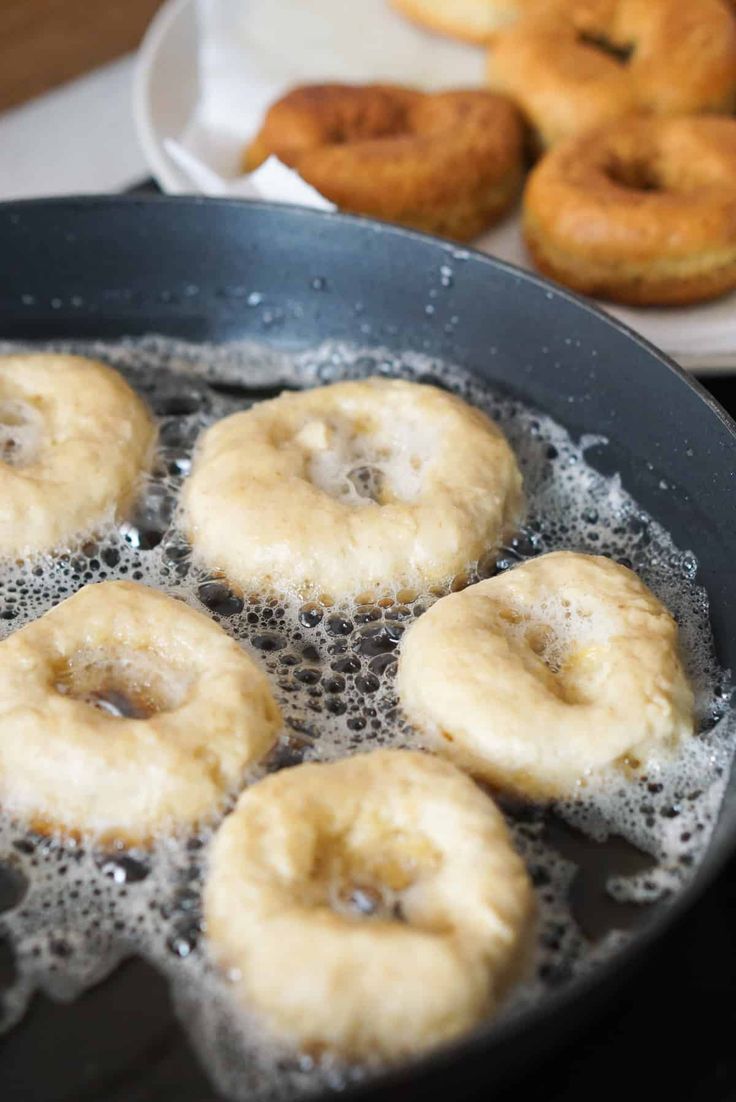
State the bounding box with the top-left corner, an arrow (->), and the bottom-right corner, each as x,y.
313,830 -> 442,925
53,647 -> 192,720
577,31 -> 634,66
605,155 -> 662,192
0,398 -> 43,468
495,597 -> 602,707
489,2 -> 736,151
293,413 -> 435,507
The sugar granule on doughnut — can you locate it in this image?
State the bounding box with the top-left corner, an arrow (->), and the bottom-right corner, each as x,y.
0,354 -> 155,556
245,84 -> 524,241
398,551 -> 694,799
487,0 -> 736,149
391,0 -> 527,43
182,377 -> 523,600
0,581 -> 281,842
523,115 -> 736,306
204,749 -> 535,1062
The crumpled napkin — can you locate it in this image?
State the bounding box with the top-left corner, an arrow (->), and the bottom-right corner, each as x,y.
164,142 -> 335,209
162,0 -> 736,369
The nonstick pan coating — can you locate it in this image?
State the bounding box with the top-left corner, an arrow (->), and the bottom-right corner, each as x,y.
0,197 -> 735,1102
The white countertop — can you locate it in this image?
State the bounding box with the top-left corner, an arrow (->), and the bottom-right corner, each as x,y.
0,56 -> 146,201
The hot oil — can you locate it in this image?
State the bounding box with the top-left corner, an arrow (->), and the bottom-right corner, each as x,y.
0,336 -> 732,1100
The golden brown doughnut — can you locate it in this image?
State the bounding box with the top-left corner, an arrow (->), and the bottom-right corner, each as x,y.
245,83 -> 524,240
487,0 -> 736,149
523,115 -> 736,306
391,0 -> 528,43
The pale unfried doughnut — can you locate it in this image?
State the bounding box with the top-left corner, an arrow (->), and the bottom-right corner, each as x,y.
398,552 -> 694,798
204,750 -> 535,1061
182,378 -> 523,599
0,582 -> 280,842
0,354 -> 155,555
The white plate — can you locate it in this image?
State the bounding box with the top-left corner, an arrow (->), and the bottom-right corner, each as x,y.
134,0 -> 199,194
134,0 -> 736,374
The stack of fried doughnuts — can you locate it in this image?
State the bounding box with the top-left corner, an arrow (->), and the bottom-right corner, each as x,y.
0,354 -> 155,556
523,116 -> 736,306
486,0 -> 736,149
204,750 -> 535,1061
242,0 -> 736,306
245,83 -> 524,240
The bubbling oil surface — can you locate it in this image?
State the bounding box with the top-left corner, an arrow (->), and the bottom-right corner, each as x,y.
0,336 -> 732,1100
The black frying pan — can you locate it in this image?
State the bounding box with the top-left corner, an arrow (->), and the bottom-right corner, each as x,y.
0,196 -> 735,1102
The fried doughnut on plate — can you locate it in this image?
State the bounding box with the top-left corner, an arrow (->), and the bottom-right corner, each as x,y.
246,83 -> 524,241
524,116 -> 736,306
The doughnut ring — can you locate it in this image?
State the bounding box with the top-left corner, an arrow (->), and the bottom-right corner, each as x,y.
0,354 -> 155,556
245,84 -> 524,241
397,552 -> 694,799
487,0 -> 736,149
0,581 -> 280,842
523,116 -> 736,306
391,0 -> 527,43
204,749 -> 535,1061
182,378 -> 523,600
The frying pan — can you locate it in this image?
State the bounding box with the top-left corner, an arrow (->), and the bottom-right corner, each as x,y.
0,196 -> 735,1102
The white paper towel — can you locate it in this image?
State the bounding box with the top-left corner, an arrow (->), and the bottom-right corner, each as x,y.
166,0 -> 736,367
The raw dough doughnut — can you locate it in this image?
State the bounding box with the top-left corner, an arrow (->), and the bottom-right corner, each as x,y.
182,378 -> 523,599
245,84 -> 524,241
0,354 -> 155,556
204,749 -> 535,1061
0,581 -> 280,842
523,116 -> 736,306
398,552 -> 694,798
391,0 -> 527,43
487,0 -> 736,149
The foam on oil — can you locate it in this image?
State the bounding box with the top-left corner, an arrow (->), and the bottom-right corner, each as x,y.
305,408 -> 435,506
0,336 -> 732,1100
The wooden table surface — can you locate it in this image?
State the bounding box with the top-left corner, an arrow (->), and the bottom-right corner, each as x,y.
0,0 -> 164,111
